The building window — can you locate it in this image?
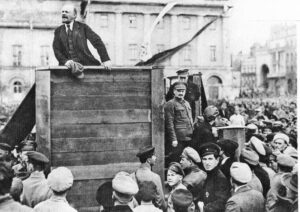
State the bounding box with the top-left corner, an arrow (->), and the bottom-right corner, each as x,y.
183,45 -> 191,64
129,44 -> 138,61
182,16 -> 191,30
210,45 -> 216,62
12,45 -> 22,66
13,81 -> 22,93
129,14 -> 137,28
100,14 -> 109,28
156,44 -> 165,53
40,45 -> 50,66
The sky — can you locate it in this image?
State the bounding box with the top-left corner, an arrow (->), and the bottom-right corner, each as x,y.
228,0 -> 300,54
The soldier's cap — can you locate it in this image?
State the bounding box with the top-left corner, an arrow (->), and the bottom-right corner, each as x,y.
96,181 -> 114,207
277,154 -> 295,168
138,181 -> 157,202
273,121 -> 283,127
217,139 -> 238,156
171,189 -> 193,208
249,136 -> 266,156
47,167 -> 74,192
281,173 -> 298,193
176,69 -> 189,75
112,171 -> 138,202
273,133 -> 289,144
240,147 -> 259,166
230,162 -> 252,183
18,140 -> 37,151
181,147 -> 201,163
278,114 -> 289,122
168,162 -> 185,176
25,151 -> 49,164
0,143 -> 12,151
173,82 -> 187,90
136,145 -> 155,158
199,143 -> 221,158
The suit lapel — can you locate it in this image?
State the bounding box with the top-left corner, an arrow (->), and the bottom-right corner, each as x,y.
59,25 -> 69,51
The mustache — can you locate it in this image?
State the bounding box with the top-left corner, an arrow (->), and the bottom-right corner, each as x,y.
62,15 -> 68,18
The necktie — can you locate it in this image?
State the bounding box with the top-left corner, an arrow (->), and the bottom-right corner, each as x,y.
67,24 -> 71,37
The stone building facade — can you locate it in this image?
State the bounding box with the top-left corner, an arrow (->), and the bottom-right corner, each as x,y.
0,0 -> 234,105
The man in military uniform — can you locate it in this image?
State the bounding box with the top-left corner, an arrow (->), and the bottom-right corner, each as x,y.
133,146 -> 166,210
165,82 -> 194,164
197,143 -> 230,212
166,69 -> 200,120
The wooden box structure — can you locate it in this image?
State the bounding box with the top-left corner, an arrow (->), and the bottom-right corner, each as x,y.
35,66 -> 165,211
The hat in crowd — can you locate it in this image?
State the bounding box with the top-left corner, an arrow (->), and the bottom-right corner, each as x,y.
96,181 -> 114,207
138,181 -> 157,202
25,151 -> 49,164
255,107 -> 262,112
136,145 -> 155,158
250,136 -> 266,156
230,162 -> 252,183
246,123 -> 258,131
279,114 -> 289,122
217,139 -> 238,157
47,167 -> 74,192
168,162 -> 185,176
272,121 -> 283,127
240,148 -> 259,166
173,82 -> 187,90
181,147 -> 201,163
112,171 -> 138,203
273,133 -> 290,144
0,143 -> 11,151
176,69 -> 189,75
284,147 -> 298,160
281,173 -> 298,193
171,189 -> 193,209
199,143 -> 221,158
277,154 -> 295,168
266,133 -> 276,143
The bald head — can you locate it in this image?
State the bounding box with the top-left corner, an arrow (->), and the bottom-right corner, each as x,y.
61,4 -> 77,24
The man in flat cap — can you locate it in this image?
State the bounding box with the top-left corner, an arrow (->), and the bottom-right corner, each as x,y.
133,146 -> 166,210
112,172 -> 139,212
197,143 -> 230,212
21,151 -> 52,207
0,162 -> 33,212
166,69 -> 200,121
171,189 -> 195,212
165,82 -> 194,164
225,162 -> 265,212
133,181 -> 162,212
34,167 -> 76,212
266,154 -> 296,211
180,147 -> 206,201
217,139 -> 238,180
240,148 -> 270,197
192,105 -> 219,153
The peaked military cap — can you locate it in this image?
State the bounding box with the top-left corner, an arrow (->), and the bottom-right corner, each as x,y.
136,145 -> 155,158
199,143 -> 221,157
176,69 -> 189,75
217,139 -> 238,156
173,82 -> 187,90
25,151 -> 49,164
0,143 -> 12,151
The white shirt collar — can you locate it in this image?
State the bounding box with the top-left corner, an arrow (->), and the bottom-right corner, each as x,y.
65,21 -> 74,32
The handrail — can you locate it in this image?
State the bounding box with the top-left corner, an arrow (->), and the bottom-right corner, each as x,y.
35,66 -> 159,72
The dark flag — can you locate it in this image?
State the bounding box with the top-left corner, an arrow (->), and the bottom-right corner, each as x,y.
0,84 -> 35,147
199,73 -> 208,114
135,15 -> 221,66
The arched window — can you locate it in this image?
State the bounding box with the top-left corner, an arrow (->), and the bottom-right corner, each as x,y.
13,81 -> 22,93
207,76 -> 222,100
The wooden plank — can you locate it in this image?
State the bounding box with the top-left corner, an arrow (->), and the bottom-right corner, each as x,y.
51,96 -> 151,110
51,109 -> 151,125
151,67 -> 165,182
52,136 -> 151,153
54,162 -> 140,180
50,69 -> 151,83
51,150 -> 139,166
36,71 -> 51,163
68,179 -> 107,209
51,123 -> 151,139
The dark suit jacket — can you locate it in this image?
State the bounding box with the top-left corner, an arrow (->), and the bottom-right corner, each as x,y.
53,21 -> 110,65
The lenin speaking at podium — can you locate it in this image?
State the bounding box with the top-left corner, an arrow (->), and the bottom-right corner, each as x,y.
53,4 -> 112,68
